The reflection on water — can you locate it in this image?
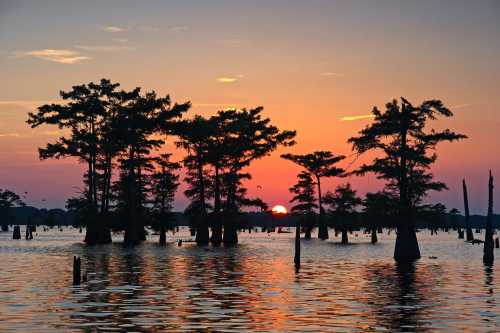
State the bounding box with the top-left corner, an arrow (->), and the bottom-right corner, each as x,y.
0,228 -> 498,332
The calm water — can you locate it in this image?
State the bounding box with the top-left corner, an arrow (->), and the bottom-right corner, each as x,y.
0,227 -> 498,332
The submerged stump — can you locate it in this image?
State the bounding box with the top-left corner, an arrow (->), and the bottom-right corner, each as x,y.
73,256 -> 81,285
483,171 -> 494,265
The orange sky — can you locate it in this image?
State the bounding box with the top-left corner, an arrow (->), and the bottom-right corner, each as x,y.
0,1 -> 499,212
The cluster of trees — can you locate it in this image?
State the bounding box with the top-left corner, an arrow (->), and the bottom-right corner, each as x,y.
0,189 -> 25,231
24,78 -> 469,262
285,97 -> 466,261
27,79 -> 295,246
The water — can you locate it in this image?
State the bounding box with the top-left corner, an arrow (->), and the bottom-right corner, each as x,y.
0,228 -> 498,332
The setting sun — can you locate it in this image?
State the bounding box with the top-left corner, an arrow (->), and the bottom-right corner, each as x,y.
271,205 -> 288,215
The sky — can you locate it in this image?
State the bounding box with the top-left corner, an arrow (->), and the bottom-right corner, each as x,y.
0,0 -> 499,213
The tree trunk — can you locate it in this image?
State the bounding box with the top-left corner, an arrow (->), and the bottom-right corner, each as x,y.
223,224 -> 238,245
341,229 -> 348,244
196,216 -> 210,245
483,171 -> 494,265
159,225 -> 166,245
12,225 -> 21,239
316,176 -> 329,240
394,225 -> 421,261
395,105 -> 420,262
84,218 -> 112,245
463,179 -> 474,241
211,223 -> 223,245
304,227 -> 312,240
371,228 -> 378,244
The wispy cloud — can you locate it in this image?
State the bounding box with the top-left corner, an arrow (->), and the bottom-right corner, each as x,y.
451,103 -> 476,109
340,114 -> 375,121
216,38 -> 244,46
193,103 -> 240,108
103,25 -> 126,33
0,99 -> 60,107
320,72 -> 344,77
75,44 -> 132,52
0,132 -> 21,137
216,74 -> 244,83
217,77 -> 237,83
19,49 -> 90,64
168,26 -> 187,33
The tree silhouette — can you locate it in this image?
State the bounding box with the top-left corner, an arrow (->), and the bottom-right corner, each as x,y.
174,115 -> 214,244
150,154 -> 180,245
348,97 -> 467,261
363,191 -> 398,243
27,79 -> 123,244
324,183 -> 361,244
289,171 -> 318,239
175,108 -> 295,245
281,151 -> 345,240
0,189 -> 25,231
218,108 -> 296,244
28,79 -> 189,245
113,90 -> 187,245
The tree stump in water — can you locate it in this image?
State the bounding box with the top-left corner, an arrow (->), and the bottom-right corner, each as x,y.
73,256 -> 81,285
483,171 -> 494,265
12,226 -> 21,239
294,222 -> 301,269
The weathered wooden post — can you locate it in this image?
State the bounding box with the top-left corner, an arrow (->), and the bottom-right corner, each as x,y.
463,179 -> 474,241
12,225 -> 21,239
483,171 -> 494,265
73,256 -> 81,285
294,218 -> 301,269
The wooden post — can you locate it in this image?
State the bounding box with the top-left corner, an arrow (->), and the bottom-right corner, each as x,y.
483,171 -> 494,265
73,256 -> 81,285
294,218 -> 301,269
463,179 -> 474,241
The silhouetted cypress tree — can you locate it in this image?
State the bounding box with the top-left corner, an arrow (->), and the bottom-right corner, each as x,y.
349,97 -> 466,261
281,151 -> 345,240
289,171 -> 318,239
324,183 -> 361,244
0,189 -> 25,232
362,191 -> 397,244
150,154 -> 180,245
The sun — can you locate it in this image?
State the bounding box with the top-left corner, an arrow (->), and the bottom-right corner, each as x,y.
271,205 -> 288,215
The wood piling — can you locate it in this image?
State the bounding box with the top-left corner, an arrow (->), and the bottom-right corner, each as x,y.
73,256 -> 81,285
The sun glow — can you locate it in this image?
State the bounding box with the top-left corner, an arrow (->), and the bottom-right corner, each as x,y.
271,205 -> 288,215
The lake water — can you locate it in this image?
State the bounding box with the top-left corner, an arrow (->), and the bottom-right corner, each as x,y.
0,227 -> 498,332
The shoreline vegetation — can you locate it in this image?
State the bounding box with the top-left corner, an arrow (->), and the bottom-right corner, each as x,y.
1,78 -> 496,263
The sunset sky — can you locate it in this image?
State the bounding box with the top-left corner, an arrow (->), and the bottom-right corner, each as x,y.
0,0 -> 499,213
